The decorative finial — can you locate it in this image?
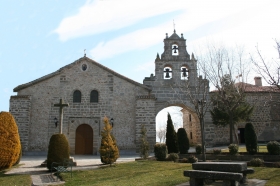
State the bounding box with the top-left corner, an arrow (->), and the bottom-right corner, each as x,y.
181,33 -> 184,38
84,49 -> 86,57
173,19 -> 176,32
166,33 -> 168,38
155,53 -> 161,61
191,53 -> 195,60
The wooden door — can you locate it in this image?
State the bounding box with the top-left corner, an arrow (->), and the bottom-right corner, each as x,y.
75,124 -> 93,154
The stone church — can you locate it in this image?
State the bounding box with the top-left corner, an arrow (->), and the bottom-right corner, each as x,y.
10,30 -> 279,155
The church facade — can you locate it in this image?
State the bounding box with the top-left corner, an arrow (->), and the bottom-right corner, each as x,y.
11,30 -> 279,155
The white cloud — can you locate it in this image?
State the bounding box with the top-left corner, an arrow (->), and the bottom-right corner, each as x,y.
54,0 -> 184,41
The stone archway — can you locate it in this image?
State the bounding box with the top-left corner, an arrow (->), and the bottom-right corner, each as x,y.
75,124 -> 93,155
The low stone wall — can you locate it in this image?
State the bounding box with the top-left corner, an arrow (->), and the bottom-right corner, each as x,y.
179,154 -> 280,162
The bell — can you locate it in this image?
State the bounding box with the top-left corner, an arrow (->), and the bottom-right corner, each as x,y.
182,72 -> 187,77
165,72 -> 170,78
174,50 -> 177,53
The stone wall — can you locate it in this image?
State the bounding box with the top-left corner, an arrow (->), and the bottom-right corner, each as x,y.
11,57 -> 151,154
9,95 -> 31,151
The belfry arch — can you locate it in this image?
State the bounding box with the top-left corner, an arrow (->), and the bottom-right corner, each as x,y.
137,30 -> 214,149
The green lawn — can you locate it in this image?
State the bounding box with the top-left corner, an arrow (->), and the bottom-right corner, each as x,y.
0,167 -> 32,186
219,146 -> 268,153
60,160 -> 280,186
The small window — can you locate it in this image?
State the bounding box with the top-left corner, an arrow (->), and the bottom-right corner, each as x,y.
189,114 -> 192,122
190,132 -> 193,139
90,90 -> 98,103
73,90 -> 81,102
163,67 -> 172,79
82,64 -> 87,71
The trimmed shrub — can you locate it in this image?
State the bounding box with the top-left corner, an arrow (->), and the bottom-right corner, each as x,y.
0,112 -> 21,170
139,124 -> 149,159
47,134 -> 70,170
154,143 -> 167,161
195,144 -> 202,154
188,155 -> 198,163
165,113 -> 178,153
267,141 -> 280,155
244,123 -> 257,155
228,144 -> 239,155
177,128 -> 189,154
248,158 -> 264,167
99,117 -> 119,165
213,148 -> 221,155
167,153 -> 179,162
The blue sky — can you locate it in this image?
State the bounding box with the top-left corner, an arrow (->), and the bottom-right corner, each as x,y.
1,0 -> 280,113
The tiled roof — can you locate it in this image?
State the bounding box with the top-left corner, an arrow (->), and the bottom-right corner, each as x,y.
14,56 -> 151,92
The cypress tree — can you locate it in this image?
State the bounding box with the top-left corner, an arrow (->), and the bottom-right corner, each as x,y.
165,113 -> 178,153
139,124 -> 150,159
99,117 -> 119,165
177,128 -> 189,154
244,122 -> 257,155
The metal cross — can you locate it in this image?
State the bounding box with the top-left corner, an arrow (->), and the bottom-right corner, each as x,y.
54,99 -> 69,134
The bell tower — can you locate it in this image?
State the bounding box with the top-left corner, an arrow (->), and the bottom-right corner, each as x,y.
144,30 -> 197,87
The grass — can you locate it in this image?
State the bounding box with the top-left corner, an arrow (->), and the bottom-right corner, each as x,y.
219,146 -> 268,153
0,166 -> 32,186
60,160 -> 280,186
61,161 -> 191,186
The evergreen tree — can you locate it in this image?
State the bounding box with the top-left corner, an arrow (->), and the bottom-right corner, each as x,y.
177,128 -> 189,154
244,122 -> 257,155
99,117 -> 119,165
210,74 -> 254,144
139,124 -> 150,159
165,113 -> 178,153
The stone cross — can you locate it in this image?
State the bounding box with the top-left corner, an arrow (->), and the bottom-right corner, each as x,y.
54,99 -> 69,134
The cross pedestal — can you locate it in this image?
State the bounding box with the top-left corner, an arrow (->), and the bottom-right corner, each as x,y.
54,99 -> 69,134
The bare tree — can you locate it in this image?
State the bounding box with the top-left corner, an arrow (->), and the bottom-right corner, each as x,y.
198,44 -> 251,144
171,67 -> 211,162
251,39 -> 280,90
156,127 -> 166,143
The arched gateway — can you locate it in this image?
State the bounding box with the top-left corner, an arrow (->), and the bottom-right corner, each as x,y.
136,30 -> 213,149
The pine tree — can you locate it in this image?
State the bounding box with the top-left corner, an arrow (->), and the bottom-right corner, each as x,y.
139,124 -> 150,159
165,113 -> 178,153
177,128 -> 189,154
99,117 -> 119,165
244,122 -> 257,155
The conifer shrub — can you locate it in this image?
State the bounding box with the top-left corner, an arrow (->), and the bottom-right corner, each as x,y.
195,144 -> 202,154
248,158 -> 264,167
228,144 -> 239,155
139,124 -> 149,159
213,148 -> 221,155
47,134 -> 70,170
177,128 -> 189,154
167,153 -> 179,162
187,155 -> 198,163
165,113 -> 178,153
99,117 -> 119,165
154,143 -> 167,161
244,123 -> 257,155
267,141 -> 280,155
0,112 -> 21,170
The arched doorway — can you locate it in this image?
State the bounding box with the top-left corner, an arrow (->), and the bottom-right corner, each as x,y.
75,124 -> 93,154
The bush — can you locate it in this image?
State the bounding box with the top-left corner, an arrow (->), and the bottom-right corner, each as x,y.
177,128 -> 189,154
213,148 -> 221,155
167,153 -> 179,162
154,143 -> 167,161
228,144 -> 239,155
139,124 -> 149,159
248,158 -> 264,167
195,144 -> 202,154
244,123 -> 257,155
165,113 -> 178,153
267,141 -> 280,155
0,112 -> 21,170
188,155 -> 198,163
47,134 -> 70,170
99,117 -> 119,165
181,158 -> 188,163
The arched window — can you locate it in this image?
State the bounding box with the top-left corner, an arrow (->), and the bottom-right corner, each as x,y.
90,90 -> 98,103
73,90 -> 81,103
181,66 -> 189,80
172,44 -> 179,56
163,66 -> 172,79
